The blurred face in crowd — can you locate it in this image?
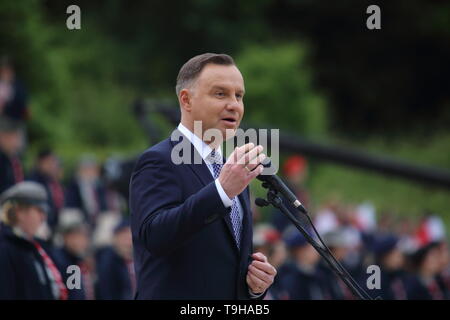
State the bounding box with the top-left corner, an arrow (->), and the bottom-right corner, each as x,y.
64,227 -> 90,257
330,246 -> 349,262
39,154 -> 62,180
114,227 -> 133,260
293,244 -> 320,267
0,64 -> 14,82
255,242 -> 287,269
179,64 -> 245,145
381,248 -> 405,271
287,170 -> 307,186
0,130 -> 23,156
78,162 -> 100,183
270,242 -> 288,269
15,205 -> 46,239
420,246 -> 442,277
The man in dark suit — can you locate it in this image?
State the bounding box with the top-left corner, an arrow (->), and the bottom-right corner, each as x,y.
129,53 -> 276,299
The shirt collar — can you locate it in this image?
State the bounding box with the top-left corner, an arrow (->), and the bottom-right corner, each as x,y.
177,123 -> 222,161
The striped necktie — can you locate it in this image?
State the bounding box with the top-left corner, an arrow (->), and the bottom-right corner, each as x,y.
207,149 -> 242,248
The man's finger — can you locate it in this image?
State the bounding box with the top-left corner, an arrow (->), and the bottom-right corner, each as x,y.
252,252 -> 268,263
248,265 -> 272,285
251,261 -> 277,275
237,144 -> 263,166
247,273 -> 266,292
246,164 -> 264,180
246,153 -> 266,171
233,143 -> 255,162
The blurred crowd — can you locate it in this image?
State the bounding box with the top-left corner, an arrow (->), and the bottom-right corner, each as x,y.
1,57 -> 449,300
0,57 -> 134,300
252,155 -> 450,300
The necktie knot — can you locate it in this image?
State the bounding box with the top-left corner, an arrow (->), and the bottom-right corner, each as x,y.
207,149 -> 223,179
207,149 -> 223,165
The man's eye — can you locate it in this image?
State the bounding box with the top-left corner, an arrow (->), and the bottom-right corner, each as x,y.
236,94 -> 243,100
215,92 -> 225,97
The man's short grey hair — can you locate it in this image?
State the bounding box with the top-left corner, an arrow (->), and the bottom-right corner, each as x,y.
175,53 -> 235,96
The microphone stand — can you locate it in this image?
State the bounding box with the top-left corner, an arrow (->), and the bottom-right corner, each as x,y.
256,182 -> 374,300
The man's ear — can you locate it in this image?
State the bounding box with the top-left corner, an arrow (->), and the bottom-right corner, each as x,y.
179,88 -> 192,112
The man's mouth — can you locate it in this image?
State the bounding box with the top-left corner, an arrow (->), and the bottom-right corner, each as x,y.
221,117 -> 237,126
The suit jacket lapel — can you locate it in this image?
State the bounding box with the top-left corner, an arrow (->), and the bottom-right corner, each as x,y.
169,129 -> 240,251
169,129 -> 212,186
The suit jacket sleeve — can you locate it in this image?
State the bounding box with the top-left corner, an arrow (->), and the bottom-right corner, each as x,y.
130,149 -> 231,257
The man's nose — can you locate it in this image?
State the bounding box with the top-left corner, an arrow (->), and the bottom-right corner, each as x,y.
225,97 -> 242,110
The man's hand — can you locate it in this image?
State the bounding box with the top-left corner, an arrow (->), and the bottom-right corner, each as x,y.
246,252 -> 276,294
218,143 -> 266,199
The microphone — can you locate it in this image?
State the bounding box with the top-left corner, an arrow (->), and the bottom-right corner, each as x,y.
256,159 -> 308,214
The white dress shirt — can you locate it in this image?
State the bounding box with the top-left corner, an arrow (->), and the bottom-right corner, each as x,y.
177,123 -> 243,223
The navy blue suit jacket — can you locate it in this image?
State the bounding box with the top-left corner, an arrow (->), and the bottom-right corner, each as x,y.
129,129 -> 256,300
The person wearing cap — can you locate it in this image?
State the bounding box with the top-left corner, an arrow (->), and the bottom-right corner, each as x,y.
52,210 -> 94,300
369,234 -> 408,300
405,241 -> 447,299
96,219 -> 135,300
0,116 -> 24,194
317,228 -> 356,300
0,182 -> 68,300
277,226 -> 328,300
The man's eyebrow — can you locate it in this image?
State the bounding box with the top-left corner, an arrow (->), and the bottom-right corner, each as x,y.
210,85 -> 245,94
210,85 -> 227,91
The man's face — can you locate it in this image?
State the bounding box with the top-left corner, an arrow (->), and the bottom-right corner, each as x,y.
181,64 -> 245,143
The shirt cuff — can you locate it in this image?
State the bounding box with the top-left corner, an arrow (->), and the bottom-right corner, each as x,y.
249,288 -> 265,299
214,179 -> 233,208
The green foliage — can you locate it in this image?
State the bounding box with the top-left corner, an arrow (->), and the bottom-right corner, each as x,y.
0,0 -> 148,171
236,43 -> 328,139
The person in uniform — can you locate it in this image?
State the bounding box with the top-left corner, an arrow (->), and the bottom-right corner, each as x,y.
278,227 -> 327,300
96,219 -> 135,300
405,241 -> 446,300
370,234 -> 408,300
0,182 -> 67,300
